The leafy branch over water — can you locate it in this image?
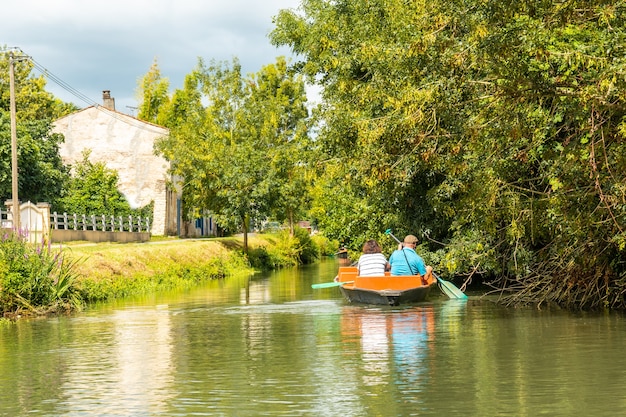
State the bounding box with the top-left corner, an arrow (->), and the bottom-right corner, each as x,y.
270,0 -> 626,310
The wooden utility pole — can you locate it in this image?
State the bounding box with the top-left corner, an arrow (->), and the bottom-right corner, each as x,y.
9,52 -> 20,231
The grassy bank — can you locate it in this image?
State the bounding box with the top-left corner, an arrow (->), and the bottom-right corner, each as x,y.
64,232 -> 336,303
1,230 -> 336,319
65,237 -> 253,302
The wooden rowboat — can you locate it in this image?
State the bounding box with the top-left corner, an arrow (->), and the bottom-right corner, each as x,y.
334,266 -> 437,306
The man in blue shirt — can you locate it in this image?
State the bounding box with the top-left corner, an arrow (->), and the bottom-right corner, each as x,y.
389,234 -> 432,283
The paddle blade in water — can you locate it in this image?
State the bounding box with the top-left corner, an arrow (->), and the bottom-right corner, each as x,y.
434,274 -> 468,299
311,281 -> 354,289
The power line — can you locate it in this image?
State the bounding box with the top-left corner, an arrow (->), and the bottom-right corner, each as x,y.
30,58 -> 100,107
30,56 -> 166,132
2,46 -> 99,107
3,47 -> 167,133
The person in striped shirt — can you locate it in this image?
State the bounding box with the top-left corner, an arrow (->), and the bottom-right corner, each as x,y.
357,239 -> 390,276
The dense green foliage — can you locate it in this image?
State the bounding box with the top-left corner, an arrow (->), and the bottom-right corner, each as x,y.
0,115 -> 70,207
0,231 -> 83,316
271,1 -> 626,309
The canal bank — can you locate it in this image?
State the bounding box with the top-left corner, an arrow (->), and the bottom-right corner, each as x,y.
66,238 -> 249,302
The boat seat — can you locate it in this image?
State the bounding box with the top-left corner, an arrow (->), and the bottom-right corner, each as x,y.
339,270 -> 358,283
337,266 -> 427,291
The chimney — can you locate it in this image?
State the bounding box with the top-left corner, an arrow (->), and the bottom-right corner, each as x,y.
102,90 -> 116,111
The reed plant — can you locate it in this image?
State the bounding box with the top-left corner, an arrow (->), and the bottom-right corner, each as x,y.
0,230 -> 83,317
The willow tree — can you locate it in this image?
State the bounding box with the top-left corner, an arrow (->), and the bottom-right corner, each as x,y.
155,57 -> 310,252
271,0 -> 481,259
272,1 -> 626,309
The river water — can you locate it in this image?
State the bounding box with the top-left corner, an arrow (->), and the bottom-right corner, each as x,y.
1,259 -> 625,416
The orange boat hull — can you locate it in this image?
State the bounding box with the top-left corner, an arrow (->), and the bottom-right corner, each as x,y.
335,266 -> 437,306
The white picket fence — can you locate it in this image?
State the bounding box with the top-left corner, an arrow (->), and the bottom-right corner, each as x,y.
1,203 -> 151,243
50,212 -> 151,233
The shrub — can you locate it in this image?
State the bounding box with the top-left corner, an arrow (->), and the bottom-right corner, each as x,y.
311,233 -> 338,257
247,227 -> 323,269
293,226 -> 319,264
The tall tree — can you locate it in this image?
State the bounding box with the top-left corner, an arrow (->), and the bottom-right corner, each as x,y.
136,59 -> 171,125
245,56 -> 311,234
271,0 -> 462,247
155,57 -> 311,252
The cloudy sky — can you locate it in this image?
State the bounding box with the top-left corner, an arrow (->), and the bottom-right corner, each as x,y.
2,0 -> 303,115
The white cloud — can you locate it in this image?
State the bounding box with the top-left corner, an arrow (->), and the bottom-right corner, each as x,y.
2,0 -> 301,114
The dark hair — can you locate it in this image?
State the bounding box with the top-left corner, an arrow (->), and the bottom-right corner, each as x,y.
362,239 -> 382,254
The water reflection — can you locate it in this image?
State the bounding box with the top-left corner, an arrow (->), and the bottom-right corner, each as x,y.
391,307 -> 434,389
3,262 -> 626,417
114,306 -> 174,413
58,306 -> 175,415
340,305 -> 438,390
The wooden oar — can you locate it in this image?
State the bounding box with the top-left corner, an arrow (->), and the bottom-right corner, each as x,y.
311,281 -> 354,289
384,229 -> 468,300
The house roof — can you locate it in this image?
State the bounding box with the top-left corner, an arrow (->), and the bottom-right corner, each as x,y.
55,105 -> 170,135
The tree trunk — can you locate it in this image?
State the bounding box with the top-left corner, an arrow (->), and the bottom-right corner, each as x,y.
242,214 -> 249,254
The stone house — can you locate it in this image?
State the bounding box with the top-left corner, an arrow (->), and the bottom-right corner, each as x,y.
52,91 -> 178,236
